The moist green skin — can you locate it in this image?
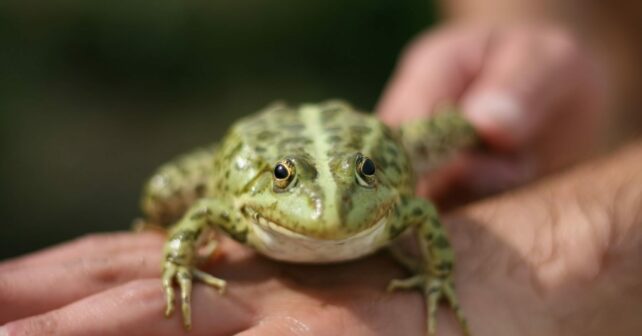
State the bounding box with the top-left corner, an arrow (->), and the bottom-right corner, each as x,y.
140,100 -> 476,335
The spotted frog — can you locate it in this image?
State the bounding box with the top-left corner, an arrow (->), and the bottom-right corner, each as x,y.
139,100 -> 477,335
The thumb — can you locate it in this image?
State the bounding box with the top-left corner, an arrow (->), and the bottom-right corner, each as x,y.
461,27 -> 585,151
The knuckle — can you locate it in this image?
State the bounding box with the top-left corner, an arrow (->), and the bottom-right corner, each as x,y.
544,28 -> 583,62
77,254 -> 155,286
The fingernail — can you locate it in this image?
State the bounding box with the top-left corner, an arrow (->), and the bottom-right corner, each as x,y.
0,326 -> 8,336
463,91 -> 527,147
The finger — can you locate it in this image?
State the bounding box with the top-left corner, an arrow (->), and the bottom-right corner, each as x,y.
0,246 -> 161,323
237,292 -> 426,336
234,316 -> 314,336
377,25 -> 491,126
1,279 -> 254,336
0,231 -> 163,272
417,151 -> 536,206
461,26 -> 595,150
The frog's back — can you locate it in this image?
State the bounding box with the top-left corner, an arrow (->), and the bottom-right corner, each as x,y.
211,100 -> 414,197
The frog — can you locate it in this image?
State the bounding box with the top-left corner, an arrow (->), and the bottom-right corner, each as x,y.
138,100 -> 477,335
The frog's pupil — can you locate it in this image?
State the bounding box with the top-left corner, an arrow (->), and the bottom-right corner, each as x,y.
362,158 -> 375,175
274,164 -> 289,179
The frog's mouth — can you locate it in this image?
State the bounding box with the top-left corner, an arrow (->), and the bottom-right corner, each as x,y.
242,206 -> 393,241
242,205 -> 393,263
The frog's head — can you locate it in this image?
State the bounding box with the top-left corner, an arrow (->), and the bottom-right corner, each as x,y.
242,152 -> 399,244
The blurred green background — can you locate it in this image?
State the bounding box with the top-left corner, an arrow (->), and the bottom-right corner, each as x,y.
0,0 -> 436,258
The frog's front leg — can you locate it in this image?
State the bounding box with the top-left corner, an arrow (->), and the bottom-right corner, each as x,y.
162,198 -> 240,330
388,197 -> 469,336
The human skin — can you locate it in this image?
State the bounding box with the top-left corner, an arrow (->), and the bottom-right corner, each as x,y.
377,23 -> 605,205
397,0 -> 641,203
1,141 -> 640,336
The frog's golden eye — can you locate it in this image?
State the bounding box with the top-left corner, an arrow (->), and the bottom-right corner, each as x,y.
273,159 -> 296,189
356,154 -> 376,187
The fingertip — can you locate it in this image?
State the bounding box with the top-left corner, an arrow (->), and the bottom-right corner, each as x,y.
462,90 -> 527,150
0,326 -> 7,336
376,78 -> 430,127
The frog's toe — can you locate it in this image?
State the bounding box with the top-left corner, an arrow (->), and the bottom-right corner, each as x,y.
194,268 -> 227,294
442,280 -> 469,336
162,261 -> 228,330
162,262 -> 177,317
387,274 -> 425,292
387,274 -> 469,336
162,262 -> 195,329
177,266 -> 193,330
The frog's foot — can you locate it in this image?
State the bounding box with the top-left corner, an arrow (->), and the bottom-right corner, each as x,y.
162,261 -> 226,330
387,273 -> 469,336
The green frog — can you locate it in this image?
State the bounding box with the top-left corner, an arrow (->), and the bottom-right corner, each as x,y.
139,100 -> 477,335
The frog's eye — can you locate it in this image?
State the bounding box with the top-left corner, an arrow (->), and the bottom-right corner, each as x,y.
273,159 -> 296,190
356,154 -> 376,187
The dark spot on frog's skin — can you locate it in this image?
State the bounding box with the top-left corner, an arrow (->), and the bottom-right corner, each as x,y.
255,146 -> 266,153
170,230 -> 200,242
327,135 -> 342,143
350,125 -> 372,134
225,170 -> 230,178
375,158 -> 389,170
321,108 -> 342,122
190,211 -> 208,221
256,130 -> 277,141
432,235 -> 450,249
226,226 -> 248,243
436,261 -> 453,272
346,138 -> 363,150
280,137 -> 312,146
166,252 -> 186,263
411,207 -> 424,217
219,212 -> 231,222
194,183 -> 206,197
177,272 -> 192,281
283,123 -> 305,131
324,126 -> 342,133
385,145 -> 399,157
224,142 -> 243,159
427,287 -> 440,295
388,222 -> 407,239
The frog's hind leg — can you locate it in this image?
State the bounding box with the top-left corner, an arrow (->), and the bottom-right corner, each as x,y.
139,144 -> 218,227
387,197 -> 470,336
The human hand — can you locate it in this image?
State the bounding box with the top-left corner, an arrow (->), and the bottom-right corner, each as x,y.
378,23 -> 605,205
2,142 -> 641,336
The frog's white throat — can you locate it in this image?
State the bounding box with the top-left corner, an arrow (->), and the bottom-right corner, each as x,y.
246,211 -> 390,263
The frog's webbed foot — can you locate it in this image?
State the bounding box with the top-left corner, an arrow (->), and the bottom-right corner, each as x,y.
388,273 -> 468,336
162,261 -> 226,329
390,197 -> 470,335
160,200 -> 234,330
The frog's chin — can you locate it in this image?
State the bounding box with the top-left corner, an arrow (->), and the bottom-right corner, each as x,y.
243,207 -> 392,263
